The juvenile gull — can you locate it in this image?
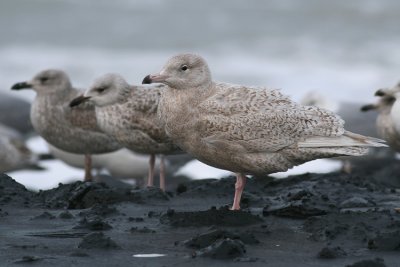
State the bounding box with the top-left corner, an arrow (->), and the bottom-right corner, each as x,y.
0,123 -> 40,173
11,69 -> 121,181
143,53 -> 387,210
361,84 -> 400,211
69,73 -> 181,191
361,84 -> 400,153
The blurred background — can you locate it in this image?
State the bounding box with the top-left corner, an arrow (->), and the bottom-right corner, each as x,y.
0,0 -> 398,190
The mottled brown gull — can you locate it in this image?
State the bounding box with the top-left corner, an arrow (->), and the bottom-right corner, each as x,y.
143,53 -> 387,210
11,69 -> 121,181
69,73 -> 181,191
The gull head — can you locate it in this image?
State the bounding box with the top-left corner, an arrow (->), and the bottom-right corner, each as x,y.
361,85 -> 399,112
142,53 -> 212,90
11,69 -> 72,94
71,73 -> 130,108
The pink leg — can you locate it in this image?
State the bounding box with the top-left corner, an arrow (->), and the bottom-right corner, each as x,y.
84,154 -> 93,182
159,155 -> 166,191
231,173 -> 247,210
147,154 -> 155,187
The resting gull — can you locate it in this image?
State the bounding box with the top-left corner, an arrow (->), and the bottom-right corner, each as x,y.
143,53 -> 387,210
69,73 -> 181,191
11,69 -> 121,181
0,123 -> 40,173
0,92 -> 34,136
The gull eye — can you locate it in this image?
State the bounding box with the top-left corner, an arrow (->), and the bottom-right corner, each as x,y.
180,65 -> 188,71
96,87 -> 106,93
40,77 -> 49,83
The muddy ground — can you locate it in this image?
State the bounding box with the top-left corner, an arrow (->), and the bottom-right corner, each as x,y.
1,156 -> 400,267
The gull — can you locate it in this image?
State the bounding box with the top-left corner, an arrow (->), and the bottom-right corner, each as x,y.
11,69 -> 121,181
361,84 -> 400,150
0,123 -> 41,173
361,84 -> 400,212
0,92 -> 34,136
69,73 -> 181,191
143,53 -> 386,210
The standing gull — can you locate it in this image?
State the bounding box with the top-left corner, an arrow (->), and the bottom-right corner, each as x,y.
69,74 -> 181,191
11,69 -> 121,181
143,53 -> 386,210
361,84 -> 400,150
361,84 -> 400,211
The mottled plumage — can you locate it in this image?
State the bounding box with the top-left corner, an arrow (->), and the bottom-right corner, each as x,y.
144,53 -> 386,209
70,73 -> 181,190
11,69 -> 121,180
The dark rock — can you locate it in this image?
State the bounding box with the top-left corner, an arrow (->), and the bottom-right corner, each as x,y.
184,229 -> 259,249
317,246 -> 346,259
59,211 -> 74,219
31,211 -> 55,220
176,183 -> 187,194
69,251 -> 89,257
0,208 -> 8,217
0,174 -> 34,206
340,197 -> 373,208
263,203 -> 327,219
128,217 -> 144,222
78,232 -> 120,249
147,211 -> 161,218
38,181 -> 169,209
79,204 -> 119,218
14,255 -> 42,264
304,211 -> 400,245
287,189 -> 313,201
130,227 -> 156,233
74,216 -> 112,231
368,231 -> 400,250
195,238 -> 246,259
345,257 -> 386,267
233,257 -> 259,262
160,207 -> 262,227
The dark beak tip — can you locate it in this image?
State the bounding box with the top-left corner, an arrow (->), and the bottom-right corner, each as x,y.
375,89 -> 385,97
11,82 -> 31,90
142,75 -> 152,84
360,104 -> 374,112
69,96 -> 89,108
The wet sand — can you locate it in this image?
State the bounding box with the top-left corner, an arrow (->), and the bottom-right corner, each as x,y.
1,156 -> 400,267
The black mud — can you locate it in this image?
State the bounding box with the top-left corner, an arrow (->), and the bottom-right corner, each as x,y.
1,156 -> 400,266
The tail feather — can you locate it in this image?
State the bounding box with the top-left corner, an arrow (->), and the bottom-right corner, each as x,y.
298,131 -> 387,148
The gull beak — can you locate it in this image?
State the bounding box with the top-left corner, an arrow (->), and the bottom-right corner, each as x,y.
375,89 -> 386,97
69,95 -> 91,107
360,104 -> 377,112
142,74 -> 169,84
11,81 -> 32,90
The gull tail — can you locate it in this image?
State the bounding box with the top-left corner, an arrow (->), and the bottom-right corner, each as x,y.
297,131 -> 387,156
